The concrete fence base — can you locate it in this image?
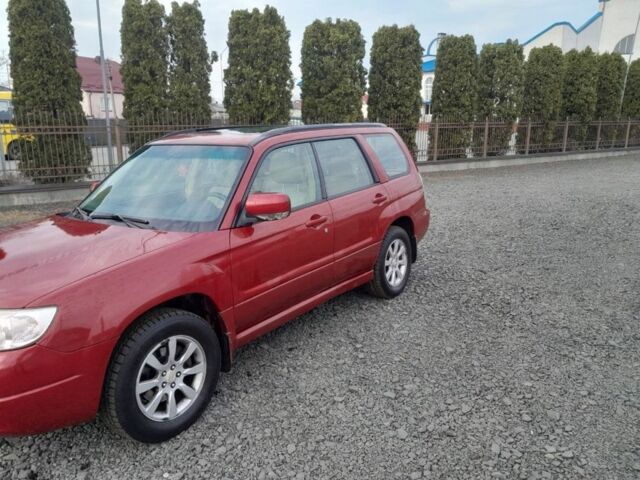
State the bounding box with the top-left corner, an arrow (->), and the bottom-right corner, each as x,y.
0,183 -> 90,208
418,148 -> 639,173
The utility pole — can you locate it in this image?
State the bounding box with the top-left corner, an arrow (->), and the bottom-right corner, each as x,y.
96,0 -> 114,169
219,46 -> 228,105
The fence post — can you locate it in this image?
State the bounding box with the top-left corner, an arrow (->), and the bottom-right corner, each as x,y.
525,119 -> 532,155
625,119 -> 631,148
482,117 -> 489,158
432,118 -> 439,162
114,119 -> 124,165
562,118 -> 569,152
595,119 -> 602,151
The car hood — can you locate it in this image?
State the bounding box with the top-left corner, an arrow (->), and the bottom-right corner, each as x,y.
0,215 -> 193,307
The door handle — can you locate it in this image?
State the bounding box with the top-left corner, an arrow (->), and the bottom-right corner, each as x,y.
372,193 -> 388,205
305,214 -> 328,228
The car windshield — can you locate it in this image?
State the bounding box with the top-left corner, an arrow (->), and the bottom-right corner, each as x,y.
79,145 -> 250,232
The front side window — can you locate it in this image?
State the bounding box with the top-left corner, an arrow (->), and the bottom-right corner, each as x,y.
313,138 -> 374,197
250,143 -> 321,209
80,145 -> 249,231
365,134 -> 409,177
0,100 -> 12,123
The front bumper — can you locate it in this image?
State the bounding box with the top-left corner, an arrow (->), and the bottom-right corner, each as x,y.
0,339 -> 115,436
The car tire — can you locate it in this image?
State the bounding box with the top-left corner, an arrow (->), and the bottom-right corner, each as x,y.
7,141 -> 21,161
103,308 -> 221,443
367,226 -> 412,299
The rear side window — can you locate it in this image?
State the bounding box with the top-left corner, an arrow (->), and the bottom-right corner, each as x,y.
313,138 -> 374,197
365,134 -> 409,177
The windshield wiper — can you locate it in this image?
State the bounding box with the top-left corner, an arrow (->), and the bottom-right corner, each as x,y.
90,212 -> 155,229
70,206 -> 92,221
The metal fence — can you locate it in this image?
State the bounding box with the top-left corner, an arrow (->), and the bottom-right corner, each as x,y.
2,114 -> 640,188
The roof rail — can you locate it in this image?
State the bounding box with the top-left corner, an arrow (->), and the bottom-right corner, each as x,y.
157,122 -> 387,143
159,124 -> 281,140
249,122 -> 387,145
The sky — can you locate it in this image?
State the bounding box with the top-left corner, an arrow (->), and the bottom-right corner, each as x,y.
0,0 -> 597,101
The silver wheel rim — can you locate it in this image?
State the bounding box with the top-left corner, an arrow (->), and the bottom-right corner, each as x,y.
384,239 -> 408,287
135,335 -> 207,422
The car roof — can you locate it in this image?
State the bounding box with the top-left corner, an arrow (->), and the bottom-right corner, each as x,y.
149,123 -> 388,148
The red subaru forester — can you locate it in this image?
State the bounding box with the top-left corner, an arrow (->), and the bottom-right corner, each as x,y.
0,123 -> 430,442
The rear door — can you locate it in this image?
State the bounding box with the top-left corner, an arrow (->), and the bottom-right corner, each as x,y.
312,137 -> 388,285
230,142 -> 334,333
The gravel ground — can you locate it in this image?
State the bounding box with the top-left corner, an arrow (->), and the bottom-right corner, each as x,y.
0,201 -> 75,228
1,156 -> 639,479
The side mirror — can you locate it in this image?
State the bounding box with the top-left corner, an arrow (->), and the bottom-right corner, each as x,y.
89,180 -> 100,192
245,192 -> 291,221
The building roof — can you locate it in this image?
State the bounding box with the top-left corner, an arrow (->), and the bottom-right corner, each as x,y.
75,56 -> 124,94
523,11 -> 603,46
422,58 -> 436,73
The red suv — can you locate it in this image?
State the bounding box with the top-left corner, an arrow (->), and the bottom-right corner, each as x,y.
0,123 -> 429,442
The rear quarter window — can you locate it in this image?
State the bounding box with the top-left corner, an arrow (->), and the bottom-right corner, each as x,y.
365,134 -> 409,177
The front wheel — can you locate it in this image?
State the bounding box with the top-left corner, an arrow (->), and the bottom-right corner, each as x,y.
367,226 -> 412,299
103,308 -> 221,443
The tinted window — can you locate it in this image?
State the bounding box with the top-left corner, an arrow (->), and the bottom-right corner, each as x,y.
365,134 -> 409,177
80,145 -> 249,231
251,143 -> 321,209
313,138 -> 374,197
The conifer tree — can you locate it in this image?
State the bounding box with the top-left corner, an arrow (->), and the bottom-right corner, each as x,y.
121,0 -> 169,150
595,52 -> 626,120
621,59 -> 640,118
561,47 -> 598,143
476,40 -> 524,154
301,18 -> 366,123
522,45 -> 564,149
224,6 -> 292,124
167,1 -> 212,124
8,0 -> 89,183
430,34 -> 477,158
368,25 -> 423,155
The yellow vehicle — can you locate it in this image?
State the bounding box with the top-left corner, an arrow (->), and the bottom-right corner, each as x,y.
0,90 -> 21,160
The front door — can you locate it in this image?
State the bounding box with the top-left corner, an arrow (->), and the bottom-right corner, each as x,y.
230,142 -> 333,333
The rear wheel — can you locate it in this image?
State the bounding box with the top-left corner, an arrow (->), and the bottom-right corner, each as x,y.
103,308 -> 220,443
367,226 -> 412,299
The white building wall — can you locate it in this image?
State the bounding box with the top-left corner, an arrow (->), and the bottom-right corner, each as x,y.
523,0 -> 640,58
523,26 -> 569,57
576,16 -> 602,51
81,91 -> 125,119
599,0 -> 640,58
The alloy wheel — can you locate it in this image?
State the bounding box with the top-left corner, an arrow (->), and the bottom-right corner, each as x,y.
135,335 -> 207,422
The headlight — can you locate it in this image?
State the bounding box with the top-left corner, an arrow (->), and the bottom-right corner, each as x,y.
0,307 -> 57,351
